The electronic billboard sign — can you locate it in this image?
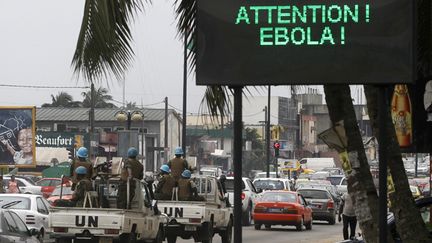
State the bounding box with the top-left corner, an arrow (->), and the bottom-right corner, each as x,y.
196,0 -> 414,85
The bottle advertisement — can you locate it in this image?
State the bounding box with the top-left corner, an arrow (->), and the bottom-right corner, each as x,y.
391,84 -> 412,148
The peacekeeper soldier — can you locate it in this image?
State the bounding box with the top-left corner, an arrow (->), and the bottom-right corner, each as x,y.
70,147 -> 93,190
117,147 -> 144,209
154,165 -> 175,200
168,147 -> 189,181
178,170 -> 203,201
71,166 -> 93,207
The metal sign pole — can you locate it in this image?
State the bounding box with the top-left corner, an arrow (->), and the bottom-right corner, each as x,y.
378,86 -> 388,243
233,86 -> 243,243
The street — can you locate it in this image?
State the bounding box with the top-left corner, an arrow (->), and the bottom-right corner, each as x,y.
176,221 -> 347,243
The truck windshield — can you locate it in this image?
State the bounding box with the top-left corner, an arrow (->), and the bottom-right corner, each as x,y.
0,197 -> 30,210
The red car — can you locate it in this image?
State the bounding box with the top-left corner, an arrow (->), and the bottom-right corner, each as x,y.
36,178 -> 72,198
47,186 -> 73,206
253,191 -> 313,231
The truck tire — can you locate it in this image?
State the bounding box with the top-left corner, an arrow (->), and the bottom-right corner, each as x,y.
55,239 -> 72,243
120,233 -> 137,243
242,203 -> 252,226
221,219 -> 233,243
201,222 -> 214,243
152,226 -> 164,243
296,217 -> 304,231
167,236 -> 177,243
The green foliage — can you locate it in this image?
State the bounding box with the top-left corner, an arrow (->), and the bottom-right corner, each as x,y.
42,92 -> 82,108
81,86 -> 117,108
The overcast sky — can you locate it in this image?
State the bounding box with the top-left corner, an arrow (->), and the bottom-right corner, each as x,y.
0,1 -> 364,115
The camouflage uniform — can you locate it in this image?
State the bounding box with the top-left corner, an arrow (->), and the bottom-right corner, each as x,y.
168,157 -> 188,181
178,178 -> 200,201
154,174 -> 176,200
0,179 -> 5,193
70,158 -> 93,190
117,158 -> 144,209
72,178 -> 93,207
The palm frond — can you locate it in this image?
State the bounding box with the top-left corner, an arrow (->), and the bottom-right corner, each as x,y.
72,0 -> 144,84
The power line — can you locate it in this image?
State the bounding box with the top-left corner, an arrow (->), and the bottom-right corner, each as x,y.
0,84 -> 89,89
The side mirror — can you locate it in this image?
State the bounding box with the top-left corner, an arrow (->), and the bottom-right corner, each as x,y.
256,188 -> 263,194
29,228 -> 39,236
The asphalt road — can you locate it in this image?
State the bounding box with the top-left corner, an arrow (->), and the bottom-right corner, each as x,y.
175,220 -> 349,243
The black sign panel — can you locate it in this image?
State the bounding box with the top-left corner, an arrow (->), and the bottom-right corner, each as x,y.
196,0 -> 414,85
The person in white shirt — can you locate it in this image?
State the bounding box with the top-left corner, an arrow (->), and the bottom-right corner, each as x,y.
338,192 -> 357,240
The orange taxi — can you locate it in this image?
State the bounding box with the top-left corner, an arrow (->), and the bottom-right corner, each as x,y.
253,191 -> 313,231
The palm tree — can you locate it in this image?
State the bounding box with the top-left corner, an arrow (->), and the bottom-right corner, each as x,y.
81,87 -> 117,108
42,92 -> 81,107
71,1 -> 430,241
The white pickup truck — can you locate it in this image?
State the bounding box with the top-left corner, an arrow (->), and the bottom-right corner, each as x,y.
158,176 -> 233,243
49,178 -> 168,243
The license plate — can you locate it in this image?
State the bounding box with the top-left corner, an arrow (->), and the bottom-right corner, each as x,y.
185,225 -> 196,231
268,208 -> 282,213
311,204 -> 322,209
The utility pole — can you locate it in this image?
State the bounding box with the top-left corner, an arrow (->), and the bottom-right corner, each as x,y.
182,30 -> 188,156
265,106 -> 270,178
89,82 -> 95,161
164,97 -> 169,163
266,85 -> 271,177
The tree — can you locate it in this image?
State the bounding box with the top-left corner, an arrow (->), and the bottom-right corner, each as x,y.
81,86 -> 117,108
42,92 -> 81,107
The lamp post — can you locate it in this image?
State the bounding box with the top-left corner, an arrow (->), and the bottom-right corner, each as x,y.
115,110 -> 144,130
115,110 -> 145,161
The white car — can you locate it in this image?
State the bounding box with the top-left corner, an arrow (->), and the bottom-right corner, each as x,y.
3,176 -> 42,195
224,177 -> 258,226
0,194 -> 51,241
253,178 -> 292,191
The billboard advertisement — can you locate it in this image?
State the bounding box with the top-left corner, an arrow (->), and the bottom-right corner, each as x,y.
0,107 -> 36,167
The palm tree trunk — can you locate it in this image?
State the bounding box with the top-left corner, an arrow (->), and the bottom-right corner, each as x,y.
323,85 -> 380,242
364,85 -> 431,243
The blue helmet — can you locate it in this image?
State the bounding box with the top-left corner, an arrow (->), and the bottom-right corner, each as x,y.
76,147 -> 88,158
181,169 -> 192,178
75,166 -> 88,175
160,164 -> 171,173
127,147 -> 138,158
174,147 -> 184,155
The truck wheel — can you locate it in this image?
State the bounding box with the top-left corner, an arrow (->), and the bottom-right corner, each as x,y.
120,233 -> 137,243
55,239 -> 72,243
242,204 -> 252,226
152,226 -> 164,243
305,218 -> 312,230
167,236 -> 177,243
221,219 -> 233,243
202,222 -> 214,243
254,224 -> 261,230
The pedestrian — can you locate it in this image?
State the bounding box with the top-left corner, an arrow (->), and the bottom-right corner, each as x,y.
71,166 -> 93,207
70,147 -> 93,190
117,147 -> 144,209
167,147 -> 189,181
7,175 -> 21,193
154,165 -> 175,200
0,175 -> 5,193
338,192 -> 357,240
178,170 -> 202,201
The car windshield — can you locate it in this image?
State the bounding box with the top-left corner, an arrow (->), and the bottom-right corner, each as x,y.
0,197 -> 30,210
261,192 -> 297,203
254,180 -> 285,190
298,190 -> 329,199
327,177 -> 343,186
51,187 -> 73,196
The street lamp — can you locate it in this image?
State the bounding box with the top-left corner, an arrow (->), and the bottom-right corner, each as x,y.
115,110 -> 144,130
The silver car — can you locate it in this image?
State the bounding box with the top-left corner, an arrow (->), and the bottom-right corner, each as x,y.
0,209 -> 39,242
297,188 -> 337,225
